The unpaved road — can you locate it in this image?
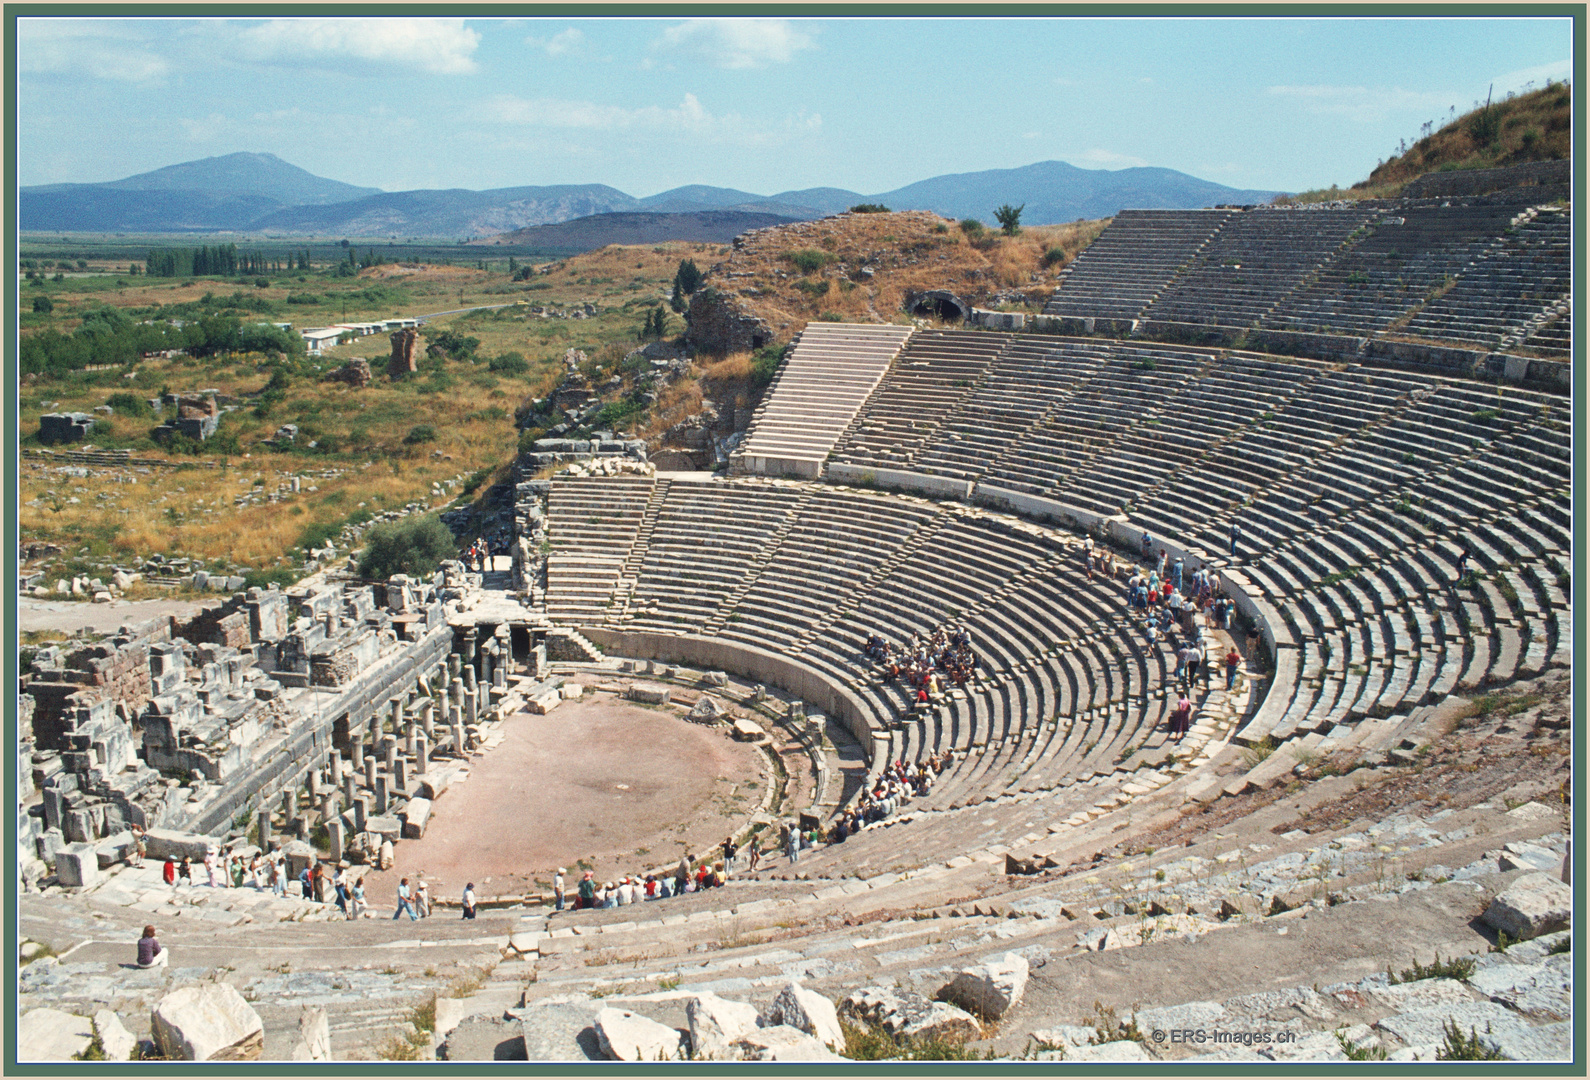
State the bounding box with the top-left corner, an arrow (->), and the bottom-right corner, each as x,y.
20,596 -> 207,636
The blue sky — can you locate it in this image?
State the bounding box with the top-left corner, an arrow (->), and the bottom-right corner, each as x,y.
16,15 -> 1574,197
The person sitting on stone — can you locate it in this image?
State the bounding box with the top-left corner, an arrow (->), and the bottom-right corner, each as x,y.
137,925 -> 168,969
178,857 -> 193,886
578,870 -> 597,910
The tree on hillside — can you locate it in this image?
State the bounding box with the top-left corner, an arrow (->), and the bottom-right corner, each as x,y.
642,305 -> 669,340
995,203 -> 1025,237
358,515 -> 456,580
671,257 -> 704,311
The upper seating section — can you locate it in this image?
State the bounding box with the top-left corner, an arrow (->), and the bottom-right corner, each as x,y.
1402,208 -> 1572,350
732,322 -> 913,479
1262,204 -> 1524,337
1140,207 -> 1379,327
1041,201 -> 1566,353
1042,209 -> 1236,321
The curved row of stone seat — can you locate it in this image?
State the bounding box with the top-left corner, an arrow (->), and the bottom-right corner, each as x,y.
1043,209 -> 1237,320
1403,209 -> 1571,349
833,330 -> 1005,471
1140,207 -> 1379,327
557,479 -> 1217,813
1261,204 -> 1525,337
543,476 -> 654,621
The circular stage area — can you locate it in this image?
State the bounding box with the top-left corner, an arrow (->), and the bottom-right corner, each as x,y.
364,698 -> 771,901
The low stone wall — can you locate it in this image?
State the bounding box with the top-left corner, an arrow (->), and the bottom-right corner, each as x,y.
1246,329 -> 1369,364
1403,159 -> 1571,199
826,463 -> 972,500
577,628 -> 878,760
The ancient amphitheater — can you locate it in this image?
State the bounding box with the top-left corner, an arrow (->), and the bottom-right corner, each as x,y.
17,174 -> 1575,1063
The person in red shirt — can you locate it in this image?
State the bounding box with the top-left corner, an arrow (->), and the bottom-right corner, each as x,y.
1225,648 -> 1242,689
162,858 -> 176,886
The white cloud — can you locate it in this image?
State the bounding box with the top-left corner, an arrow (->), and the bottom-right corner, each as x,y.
19,20 -> 170,84
1488,59 -> 1571,98
1265,83 -> 1457,124
1074,148 -> 1148,169
655,19 -> 814,69
239,18 -> 480,75
481,92 -> 819,147
527,27 -> 585,57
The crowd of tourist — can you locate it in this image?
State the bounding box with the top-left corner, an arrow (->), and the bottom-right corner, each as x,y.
865,624 -> 980,705
829,755 -> 949,841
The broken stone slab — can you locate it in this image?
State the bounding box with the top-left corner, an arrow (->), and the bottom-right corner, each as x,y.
517,998 -> 605,1061
839,987 -> 980,1042
1485,1020 -> 1572,1062
1483,872 -> 1571,942
1373,1001 -> 1527,1049
939,952 -> 1029,1020
625,684 -> 670,705
365,815 -> 402,844
687,695 -> 725,722
731,1025 -> 842,1062
94,1009 -> 138,1062
527,688 -> 562,715
95,831 -> 135,870
55,843 -> 100,888
151,983 -> 265,1061
686,993 -> 760,1061
731,718 -> 767,743
18,1007 -> 95,1061
401,798 -> 432,839
761,981 -> 844,1052
1498,842 -> 1561,873
1066,1040 -> 1152,1062
143,828 -> 216,862
593,1007 -> 685,1061
701,671 -> 730,688
412,773 -> 450,801
289,1007 -> 331,1061
434,997 -> 469,1040
443,1016 -> 525,1061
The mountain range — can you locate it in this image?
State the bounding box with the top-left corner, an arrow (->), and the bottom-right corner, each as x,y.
21,151 -> 1283,239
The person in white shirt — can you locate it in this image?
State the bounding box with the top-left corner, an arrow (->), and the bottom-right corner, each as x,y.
461,882 -> 477,919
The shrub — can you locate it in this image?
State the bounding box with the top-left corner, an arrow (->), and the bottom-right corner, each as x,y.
284,293 -> 321,305
959,219 -> 985,236
1043,246 -> 1067,267
819,311 -> 844,322
789,249 -> 832,274
840,1020 -> 980,1061
358,516 -> 456,580
795,279 -> 831,298
104,391 -> 151,417
488,351 -> 529,376
750,344 -> 786,389
994,203 -> 1024,236
1436,1020 -> 1503,1061
848,203 -> 890,214
1389,952 -> 1477,984
403,424 -> 437,445
32,295 -> 53,314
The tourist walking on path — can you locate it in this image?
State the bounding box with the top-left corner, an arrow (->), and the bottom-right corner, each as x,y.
786,823 -> 800,865
1229,522 -> 1241,559
1455,546 -> 1471,583
749,844 -> 761,874
204,848 -> 219,888
393,878 -> 418,920
350,878 -> 367,919
1225,647 -> 1241,690
554,868 -> 566,912
131,826 -> 146,868
1171,694 -> 1193,744
333,866 -> 349,917
415,878 -> 431,918
462,883 -> 477,919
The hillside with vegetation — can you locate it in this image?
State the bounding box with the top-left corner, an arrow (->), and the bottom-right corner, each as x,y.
689,208 -> 1108,347
1282,81 -> 1571,203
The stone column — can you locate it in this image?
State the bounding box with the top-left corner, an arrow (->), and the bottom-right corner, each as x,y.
257,808 -> 271,851
405,723 -> 417,760
448,653 -> 461,681
282,788 -> 296,822
351,737 -> 365,774
327,818 -> 345,862
419,699 -> 435,740
375,773 -> 389,815
450,676 -> 464,709
452,720 -> 467,756
414,733 -> 428,776
384,742 -> 397,775
462,627 -> 478,672
306,764 -> 320,801
464,687 -> 478,727
463,665 -> 477,694
393,755 -> 409,792
364,757 -> 377,791
353,794 -> 368,833
391,698 -> 403,733
343,773 -> 357,808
